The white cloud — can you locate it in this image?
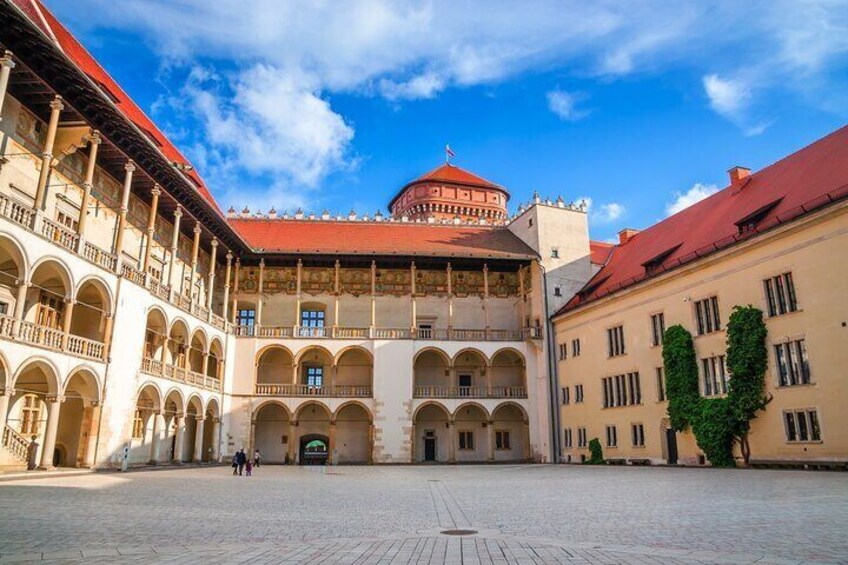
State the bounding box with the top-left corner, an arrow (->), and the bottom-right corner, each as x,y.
665,183 -> 720,216
379,72 -> 446,101
546,89 -> 589,121
703,74 -> 750,118
578,196 -> 625,224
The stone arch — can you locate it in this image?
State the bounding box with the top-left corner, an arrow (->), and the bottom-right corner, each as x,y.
412,402 -> 451,463
55,366 -> 102,467
131,383 -> 163,465
294,401 -> 332,423
70,276 -> 112,341
256,345 -> 295,388
334,346 -> 373,392
453,402 -> 489,462
333,401 -> 372,464
205,396 -> 221,418
188,328 -> 207,373
0,234 -> 29,317
207,337 -> 224,379
452,348 -> 488,393
489,348 -> 527,392
252,400 -> 292,464
413,348 -> 451,393
295,346 -> 333,390
182,393 -> 204,463
161,387 -> 186,462
26,258 -> 73,330
491,402 -> 530,462
12,356 -> 61,395
8,357 -> 61,468
0,350 -> 10,390
143,307 -> 169,360
294,401 -> 332,465
168,318 -> 190,367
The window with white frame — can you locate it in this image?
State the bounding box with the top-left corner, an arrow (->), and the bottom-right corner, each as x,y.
571,338 -> 581,357
701,355 -> 728,396
650,312 -> 665,347
631,423 -> 645,447
558,343 -> 567,360
656,367 -> 666,402
784,409 -> 821,442
774,339 -> 810,386
577,427 -> 587,448
575,384 -> 584,403
458,430 -> 475,450
495,430 -> 511,450
764,272 -> 798,317
695,296 -> 721,335
607,325 -> 626,356
551,247 -> 560,259
602,372 -> 641,408
561,386 -> 570,405
563,428 -> 573,449
605,425 -> 618,448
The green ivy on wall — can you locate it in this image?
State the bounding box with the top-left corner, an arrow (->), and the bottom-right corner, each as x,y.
662,305 -> 770,467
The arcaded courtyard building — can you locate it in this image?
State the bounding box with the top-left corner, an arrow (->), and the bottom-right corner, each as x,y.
0,0 -> 845,472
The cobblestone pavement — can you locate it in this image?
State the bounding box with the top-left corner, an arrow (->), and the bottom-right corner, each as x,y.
0,465 -> 846,564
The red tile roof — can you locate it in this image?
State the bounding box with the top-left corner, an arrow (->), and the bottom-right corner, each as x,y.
231,219 -> 538,260
557,124 -> 848,316
388,163 -> 509,210
589,241 -> 615,266
10,0 -> 222,213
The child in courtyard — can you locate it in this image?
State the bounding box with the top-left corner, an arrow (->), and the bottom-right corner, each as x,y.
245,458 -> 253,476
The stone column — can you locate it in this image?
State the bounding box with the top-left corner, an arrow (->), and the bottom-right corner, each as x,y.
211,417 -> 221,461
368,424 -> 375,464
142,185 -> 161,283
446,262 -> 453,333
448,420 -> 456,463
33,96 -> 64,212
39,395 -> 64,468
83,402 -> 100,467
287,422 -> 297,463
167,206 -> 183,296
0,51 -> 16,121
370,260 -> 377,329
102,313 -> 114,361
112,161 -> 135,266
333,260 -> 340,329
193,416 -> 205,461
206,238 -> 218,312
256,258 -> 265,326
12,281 -> 28,336
295,259 -> 302,329
487,421 -> 496,462
75,131 -> 101,243
222,252 -> 232,321
483,263 -> 490,335
148,410 -> 162,463
0,388 -> 12,429
410,262 -> 417,333
187,223 -> 201,303
173,413 -> 185,462
231,258 -> 240,324
159,336 -> 169,374
60,298 -> 74,350
328,421 -> 337,464
201,352 -> 210,377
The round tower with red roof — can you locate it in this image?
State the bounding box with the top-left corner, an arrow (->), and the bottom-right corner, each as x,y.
388,163 -> 509,224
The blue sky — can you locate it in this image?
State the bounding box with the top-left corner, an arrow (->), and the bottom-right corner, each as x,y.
46,1 -> 848,242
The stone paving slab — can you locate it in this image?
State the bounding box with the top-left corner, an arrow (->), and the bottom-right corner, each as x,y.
0,465 -> 845,564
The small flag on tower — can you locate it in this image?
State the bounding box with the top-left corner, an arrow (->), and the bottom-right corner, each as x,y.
445,144 -> 455,163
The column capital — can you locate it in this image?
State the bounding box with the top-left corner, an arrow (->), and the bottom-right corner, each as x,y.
1,50 -> 15,69
235,257 -> 241,266
88,130 -> 102,146
225,252 -> 233,263
151,184 -> 161,197
210,237 -> 219,248
124,160 -> 136,173
88,400 -> 100,408
0,388 -> 15,397
174,412 -> 185,420
174,206 -> 183,218
64,297 -> 76,305
259,258 -> 265,267
193,223 -> 202,235
46,395 -> 66,404
194,415 -> 205,422
49,95 -> 64,112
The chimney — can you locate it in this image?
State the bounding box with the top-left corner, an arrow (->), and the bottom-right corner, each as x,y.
728,166 -> 751,188
618,228 -> 639,245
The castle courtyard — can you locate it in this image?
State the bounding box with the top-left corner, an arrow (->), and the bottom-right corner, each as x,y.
0,466 -> 845,564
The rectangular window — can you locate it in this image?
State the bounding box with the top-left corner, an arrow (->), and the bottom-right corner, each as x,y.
602,373 -> 641,408
495,430 -> 511,450
571,339 -> 581,357
458,430 -> 475,450
554,285 -> 562,297
656,367 -> 666,402
701,355 -> 728,396
561,386 -> 570,405
784,410 -> 821,442
774,339 -> 810,386
764,273 -> 798,317
650,313 -> 665,347
577,427 -> 587,448
132,410 -> 144,439
575,384 -> 584,403
631,423 -> 645,447
563,428 -> 573,449
605,425 -> 618,448
306,366 -> 323,388
0,302 -> 8,316
36,292 -> 65,329
301,309 -> 325,328
695,296 -> 721,335
551,247 -> 560,259
607,325 -> 626,357
236,308 -> 256,327
558,343 -> 567,360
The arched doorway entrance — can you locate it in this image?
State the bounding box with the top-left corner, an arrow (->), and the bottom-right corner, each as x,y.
9,359 -> 60,469
56,368 -> 101,467
413,403 -> 450,463
253,402 -> 291,463
300,434 -> 329,466
491,403 -> 529,462
333,403 -> 372,464
454,403 -> 488,462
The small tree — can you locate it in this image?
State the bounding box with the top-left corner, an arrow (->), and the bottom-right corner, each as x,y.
585,438 -> 604,465
726,305 -> 771,465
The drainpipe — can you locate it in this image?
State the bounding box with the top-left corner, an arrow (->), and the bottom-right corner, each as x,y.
539,263 -> 561,463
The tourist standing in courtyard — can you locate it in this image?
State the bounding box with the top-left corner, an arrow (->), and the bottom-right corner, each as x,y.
254,449 -> 261,469
236,449 -> 247,475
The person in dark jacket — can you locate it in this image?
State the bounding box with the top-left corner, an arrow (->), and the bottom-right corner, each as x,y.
231,453 -> 239,475
236,448 -> 247,475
